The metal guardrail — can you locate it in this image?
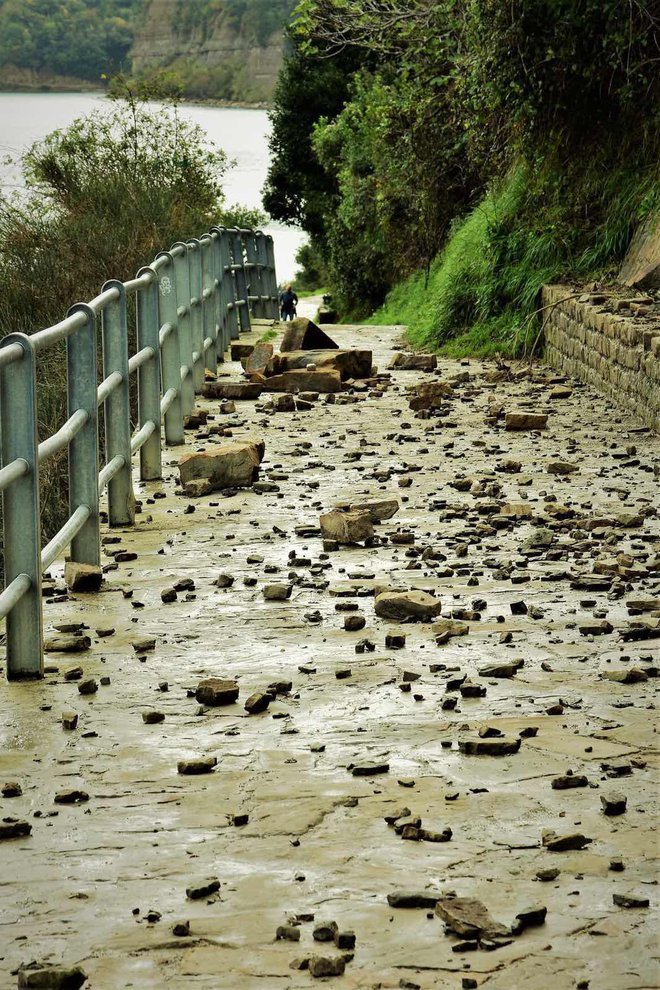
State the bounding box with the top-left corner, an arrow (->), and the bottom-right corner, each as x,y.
0,225 -> 279,680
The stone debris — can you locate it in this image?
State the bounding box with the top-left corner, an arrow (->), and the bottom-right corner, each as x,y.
177,757 -> 217,775
388,352 -> 437,371
374,591 -> 442,622
319,508 -> 374,544
64,562 -> 103,592
179,440 -> 265,492
3,317 -> 658,989
195,678 -> 239,706
17,966 -> 87,989
185,878 -> 220,900
435,897 -> 509,939
280,316 -> 339,352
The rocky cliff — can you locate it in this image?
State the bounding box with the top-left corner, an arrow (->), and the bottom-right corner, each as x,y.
130,0 -> 293,103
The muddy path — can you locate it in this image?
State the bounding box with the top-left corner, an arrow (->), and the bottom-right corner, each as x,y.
1,320 -> 658,989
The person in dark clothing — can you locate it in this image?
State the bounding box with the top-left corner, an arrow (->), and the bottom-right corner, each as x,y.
279,284 -> 298,321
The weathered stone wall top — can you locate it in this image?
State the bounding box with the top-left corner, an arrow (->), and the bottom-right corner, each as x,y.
542,284 -> 660,433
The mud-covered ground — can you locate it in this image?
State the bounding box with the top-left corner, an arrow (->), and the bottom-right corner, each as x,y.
1,317 -> 658,989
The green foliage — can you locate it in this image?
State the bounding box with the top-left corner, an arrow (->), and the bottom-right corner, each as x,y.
0,94 -> 243,536
175,0 -> 295,47
269,0 -> 660,346
293,241 -> 327,291
0,0 -> 141,81
371,156 -> 660,357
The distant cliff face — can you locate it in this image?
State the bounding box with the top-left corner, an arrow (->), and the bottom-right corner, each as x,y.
130,0 -> 293,103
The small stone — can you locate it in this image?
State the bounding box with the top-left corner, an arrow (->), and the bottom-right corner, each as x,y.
313,920 -> 338,942
344,614 -> 366,631
0,819 -> 31,840
263,583 -> 293,601
195,678 -> 239,706
61,712 -> 79,730
536,868 -> 560,882
142,711 -> 165,725
514,904 -> 547,929
276,924 -> 301,941
45,635 -> 91,654
186,877 -> 220,900
161,588 -> 177,603
505,411 -> 548,430
551,774 -> 589,790
17,966 -> 88,989
77,679 -> 98,696
335,930 -> 356,949
172,920 -> 190,937
375,590 -> 442,622
386,890 -> 441,908
308,956 -> 345,978
1,782 -> 22,797
612,892 -> 649,908
177,757 -> 217,775
350,762 -> 389,776
244,692 -> 271,714
64,561 -> 103,592
601,792 -> 627,816
54,789 -> 89,804
542,830 -> 592,852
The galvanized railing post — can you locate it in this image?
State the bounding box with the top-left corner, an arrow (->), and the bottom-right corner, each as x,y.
265,235 -> 279,319
136,266 -> 162,479
101,281 -> 135,526
229,228 -> 251,333
244,230 -> 259,318
212,226 -> 237,346
67,304 -> 101,566
187,238 -> 205,392
0,333 -> 43,679
200,234 -> 218,371
171,242 -> 195,414
156,252 -> 185,445
255,231 -> 269,319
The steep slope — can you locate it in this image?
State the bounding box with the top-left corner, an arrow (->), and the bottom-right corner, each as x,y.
130,0 -> 295,102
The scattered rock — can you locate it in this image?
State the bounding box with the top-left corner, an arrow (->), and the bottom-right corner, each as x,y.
375,591 -> 442,622
64,562 -> 103,592
178,440 -> 265,492
177,757 -> 217,775
195,678 -> 239,706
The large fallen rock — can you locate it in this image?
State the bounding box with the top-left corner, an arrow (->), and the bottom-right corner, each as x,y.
179,440 -> 264,492
280,317 -> 339,352
262,369 -> 342,394
335,497 -> 399,522
389,352 -> 437,371
505,411 -> 548,430
203,382 -> 263,400
319,509 -> 374,544
272,349 -> 372,380
435,897 -> 509,938
408,381 -> 453,410
375,591 -> 442,622
243,341 -> 274,376
17,967 -> 88,989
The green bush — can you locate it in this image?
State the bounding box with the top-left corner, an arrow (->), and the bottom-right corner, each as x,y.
371,155 -> 660,357
0,94 -> 250,541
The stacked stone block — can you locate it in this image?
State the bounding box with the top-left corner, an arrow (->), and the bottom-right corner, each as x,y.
542,285 -> 660,433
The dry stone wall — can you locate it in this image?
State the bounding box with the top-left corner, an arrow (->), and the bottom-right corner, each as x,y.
542,284 -> 660,433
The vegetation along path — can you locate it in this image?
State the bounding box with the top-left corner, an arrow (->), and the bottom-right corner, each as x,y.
1,318 -> 658,989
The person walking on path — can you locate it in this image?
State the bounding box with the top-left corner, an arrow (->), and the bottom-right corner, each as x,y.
279,284 -> 298,321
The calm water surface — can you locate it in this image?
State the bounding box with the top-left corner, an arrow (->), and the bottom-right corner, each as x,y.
0,92 -> 304,281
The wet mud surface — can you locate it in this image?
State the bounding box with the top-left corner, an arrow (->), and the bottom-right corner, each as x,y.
1,317 -> 658,989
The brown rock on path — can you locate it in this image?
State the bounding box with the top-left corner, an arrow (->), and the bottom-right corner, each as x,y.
374,590 -> 442,622
280,316 -> 339,352
273,349 -> 372,380
178,440 -> 265,491
263,369 -> 342,394
64,562 -> 103,593
388,352 -> 437,371
320,508 -> 374,544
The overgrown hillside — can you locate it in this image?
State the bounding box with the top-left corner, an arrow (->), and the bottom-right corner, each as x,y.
0,0 -> 296,102
0,0 -> 141,86
130,0 -> 296,102
265,0 -> 660,355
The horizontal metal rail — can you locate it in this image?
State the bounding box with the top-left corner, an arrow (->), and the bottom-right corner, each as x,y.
38,408 -> 88,464
41,504 -> 91,571
0,573 -> 31,621
1,225 -> 280,680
